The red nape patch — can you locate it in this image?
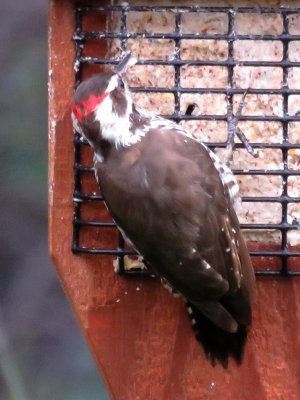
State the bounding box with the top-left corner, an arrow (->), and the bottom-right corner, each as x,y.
71,103 -> 83,122
71,93 -> 109,122
83,93 -> 109,116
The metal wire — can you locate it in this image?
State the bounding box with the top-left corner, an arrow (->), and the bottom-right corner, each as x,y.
72,4 -> 300,276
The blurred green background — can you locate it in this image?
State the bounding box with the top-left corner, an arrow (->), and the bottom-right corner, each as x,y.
0,1 -> 109,399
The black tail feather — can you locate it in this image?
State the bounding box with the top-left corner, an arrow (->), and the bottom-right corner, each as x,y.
186,302 -> 248,368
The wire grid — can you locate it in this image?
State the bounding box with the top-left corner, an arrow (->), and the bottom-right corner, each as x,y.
72,4 -> 300,276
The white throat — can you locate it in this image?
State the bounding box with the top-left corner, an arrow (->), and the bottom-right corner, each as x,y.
94,93 -> 144,148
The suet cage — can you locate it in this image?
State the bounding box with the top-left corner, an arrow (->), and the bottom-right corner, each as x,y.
71,3 -> 300,276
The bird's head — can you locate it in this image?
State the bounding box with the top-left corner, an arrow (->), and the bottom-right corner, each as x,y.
71,53 -> 135,149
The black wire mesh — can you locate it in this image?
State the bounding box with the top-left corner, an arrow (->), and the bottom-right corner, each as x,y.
72,4 -> 300,276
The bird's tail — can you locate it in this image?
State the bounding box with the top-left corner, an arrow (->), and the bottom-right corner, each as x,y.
186,302 -> 248,368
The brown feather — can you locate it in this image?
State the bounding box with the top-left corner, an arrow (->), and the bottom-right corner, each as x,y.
73,73 -> 256,365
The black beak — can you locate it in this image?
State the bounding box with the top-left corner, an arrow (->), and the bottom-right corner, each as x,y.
115,52 -> 134,76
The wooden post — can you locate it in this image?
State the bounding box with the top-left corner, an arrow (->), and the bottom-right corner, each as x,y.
49,1 -> 300,399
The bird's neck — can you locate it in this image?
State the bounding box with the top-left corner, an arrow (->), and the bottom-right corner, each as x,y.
93,101 -> 150,162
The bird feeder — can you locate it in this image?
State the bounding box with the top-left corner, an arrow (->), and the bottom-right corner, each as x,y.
49,1 -> 300,399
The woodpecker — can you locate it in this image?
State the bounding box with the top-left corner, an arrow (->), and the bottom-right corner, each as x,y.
71,53 -> 256,367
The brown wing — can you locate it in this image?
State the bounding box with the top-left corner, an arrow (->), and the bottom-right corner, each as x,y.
96,128 -> 255,332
